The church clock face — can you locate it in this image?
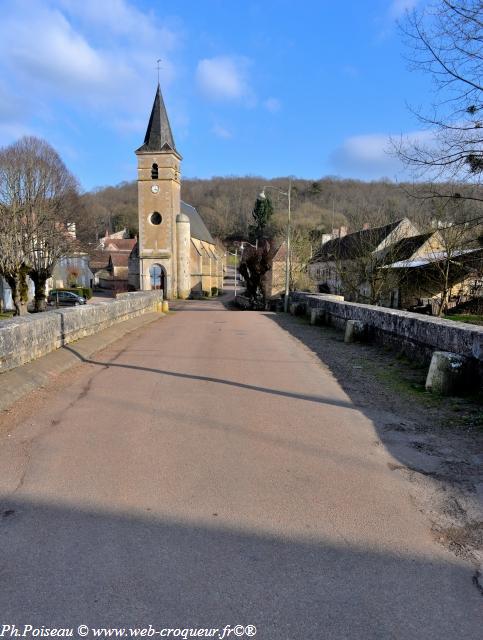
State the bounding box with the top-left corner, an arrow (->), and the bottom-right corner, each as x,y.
151,185 -> 159,194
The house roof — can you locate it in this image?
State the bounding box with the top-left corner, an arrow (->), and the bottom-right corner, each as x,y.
109,253 -> 130,267
181,201 -> 215,245
311,220 -> 403,262
379,232 -> 434,265
273,241 -> 287,262
103,238 -> 137,252
385,247 -> 483,269
103,228 -> 129,240
135,84 -> 179,156
88,250 -> 109,270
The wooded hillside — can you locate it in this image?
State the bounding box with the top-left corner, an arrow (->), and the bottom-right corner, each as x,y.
76,176 -> 480,245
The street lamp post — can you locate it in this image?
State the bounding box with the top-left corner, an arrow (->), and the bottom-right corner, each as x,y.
259,178 -> 292,312
226,248 -> 238,297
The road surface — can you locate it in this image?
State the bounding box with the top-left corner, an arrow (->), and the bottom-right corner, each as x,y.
0,292 -> 481,638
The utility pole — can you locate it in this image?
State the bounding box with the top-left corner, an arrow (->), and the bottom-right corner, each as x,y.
259,178 -> 293,312
284,178 -> 292,313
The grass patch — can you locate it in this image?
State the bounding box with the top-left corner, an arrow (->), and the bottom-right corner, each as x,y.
371,361 -> 483,430
226,254 -> 238,267
444,314 -> 483,326
446,405 -> 483,430
0,311 -> 14,320
367,359 -> 440,406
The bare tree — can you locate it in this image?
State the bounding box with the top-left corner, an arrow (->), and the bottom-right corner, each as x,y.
239,239 -> 278,308
396,1 -> 483,203
0,200 -> 29,316
401,201 -> 483,315
288,226 -> 317,292
0,137 -> 79,313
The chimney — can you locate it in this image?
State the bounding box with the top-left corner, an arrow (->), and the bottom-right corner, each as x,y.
339,226 -> 348,238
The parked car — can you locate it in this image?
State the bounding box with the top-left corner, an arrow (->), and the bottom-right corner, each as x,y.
47,290 -> 87,307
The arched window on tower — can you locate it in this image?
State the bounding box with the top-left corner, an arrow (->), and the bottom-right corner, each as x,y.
151,163 -> 159,179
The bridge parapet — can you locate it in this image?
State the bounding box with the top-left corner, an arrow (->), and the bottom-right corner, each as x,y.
0,291 -> 163,373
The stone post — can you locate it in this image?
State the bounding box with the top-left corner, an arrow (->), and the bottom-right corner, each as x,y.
344,320 -> 366,343
425,351 -> 467,395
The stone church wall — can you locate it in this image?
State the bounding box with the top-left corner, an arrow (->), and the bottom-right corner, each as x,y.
0,291 -> 162,374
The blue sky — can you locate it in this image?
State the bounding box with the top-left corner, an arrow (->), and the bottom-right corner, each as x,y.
0,0 -> 431,191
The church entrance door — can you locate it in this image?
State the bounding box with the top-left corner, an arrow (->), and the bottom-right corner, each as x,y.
149,264 -> 166,294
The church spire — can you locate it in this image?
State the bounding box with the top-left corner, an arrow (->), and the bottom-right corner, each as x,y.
136,84 -> 179,155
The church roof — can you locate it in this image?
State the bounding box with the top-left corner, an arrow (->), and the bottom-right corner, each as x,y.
136,84 -> 180,156
181,201 -> 215,244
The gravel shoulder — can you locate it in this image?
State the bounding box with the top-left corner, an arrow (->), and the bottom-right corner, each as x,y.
267,311 -> 483,565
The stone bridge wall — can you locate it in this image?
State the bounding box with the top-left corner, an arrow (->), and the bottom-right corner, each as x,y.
289,292 -> 483,373
0,291 -> 162,374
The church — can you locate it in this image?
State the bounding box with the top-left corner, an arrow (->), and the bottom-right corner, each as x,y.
128,84 -> 224,299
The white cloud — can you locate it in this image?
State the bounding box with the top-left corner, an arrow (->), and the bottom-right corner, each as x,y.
330,129 -> 433,180
4,9 -> 110,90
57,0 -> 180,49
196,56 -> 253,103
212,124 -> 233,139
376,0 -> 420,40
388,0 -> 419,20
263,98 -> 281,113
0,0 -> 181,141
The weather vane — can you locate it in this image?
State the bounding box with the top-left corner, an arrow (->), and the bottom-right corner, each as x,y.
156,59 -> 162,84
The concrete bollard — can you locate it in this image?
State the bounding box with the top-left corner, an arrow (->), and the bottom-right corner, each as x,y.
290,303 -> 305,316
344,320 -> 366,343
425,351 -> 467,395
310,309 -> 326,326
162,300 -> 169,314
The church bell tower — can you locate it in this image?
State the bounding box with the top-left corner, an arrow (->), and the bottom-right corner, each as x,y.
135,84 -> 182,298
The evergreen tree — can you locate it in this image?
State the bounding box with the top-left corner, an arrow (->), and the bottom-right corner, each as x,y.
249,194 -> 274,241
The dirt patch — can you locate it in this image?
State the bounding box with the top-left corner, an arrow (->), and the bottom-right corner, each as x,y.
434,522 -> 483,559
267,312 -> 483,563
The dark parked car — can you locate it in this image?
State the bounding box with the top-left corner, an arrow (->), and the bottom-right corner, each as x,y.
47,290 -> 87,307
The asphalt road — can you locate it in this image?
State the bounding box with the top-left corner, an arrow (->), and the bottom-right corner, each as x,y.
0,291 -> 481,638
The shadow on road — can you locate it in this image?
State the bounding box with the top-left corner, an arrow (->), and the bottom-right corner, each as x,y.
261,312 -> 483,546
62,345 -> 355,411
0,497 -> 480,637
